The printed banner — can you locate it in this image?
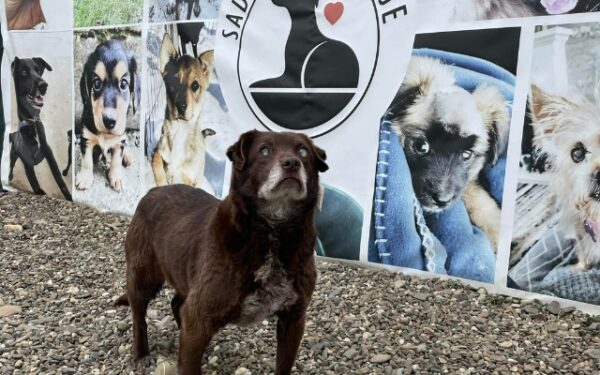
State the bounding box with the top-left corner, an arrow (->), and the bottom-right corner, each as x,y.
1,0 -> 600,312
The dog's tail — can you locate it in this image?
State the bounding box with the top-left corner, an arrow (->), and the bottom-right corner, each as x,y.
114,293 -> 130,307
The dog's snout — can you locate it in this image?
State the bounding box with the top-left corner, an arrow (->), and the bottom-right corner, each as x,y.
282,157 -> 301,171
432,192 -> 453,206
103,115 -> 116,130
38,81 -> 48,95
176,102 -> 187,115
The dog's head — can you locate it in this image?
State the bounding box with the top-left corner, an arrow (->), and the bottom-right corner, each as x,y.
159,33 -> 213,122
11,57 -> 52,118
530,84 -> 600,242
80,39 -> 139,136
388,56 -> 510,212
227,130 -> 328,221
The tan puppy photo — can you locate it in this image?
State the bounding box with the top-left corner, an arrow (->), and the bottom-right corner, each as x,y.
151,33 -> 215,188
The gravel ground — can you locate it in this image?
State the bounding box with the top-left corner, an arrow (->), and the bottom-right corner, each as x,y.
0,192 -> 599,375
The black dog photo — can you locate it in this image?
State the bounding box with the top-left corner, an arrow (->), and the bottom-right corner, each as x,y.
72,28 -> 142,215
1,31 -> 72,200
148,0 -> 222,22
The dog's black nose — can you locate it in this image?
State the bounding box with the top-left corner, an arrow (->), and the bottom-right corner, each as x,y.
282,157 -> 301,171
38,82 -> 48,95
103,115 -> 116,130
432,193 -> 453,206
176,102 -> 187,115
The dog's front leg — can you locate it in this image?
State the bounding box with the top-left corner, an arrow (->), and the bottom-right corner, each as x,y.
464,181 -> 501,250
37,123 -> 72,201
108,145 -> 125,192
151,151 -> 169,186
178,303 -> 216,375
76,138 -> 94,190
275,307 -> 307,375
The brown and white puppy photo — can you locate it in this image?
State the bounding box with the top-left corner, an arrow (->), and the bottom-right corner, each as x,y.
115,130 -> 328,375
388,55 -> 510,247
145,22 -> 230,199
151,32 -> 214,189
148,0 -> 221,22
72,28 -> 143,215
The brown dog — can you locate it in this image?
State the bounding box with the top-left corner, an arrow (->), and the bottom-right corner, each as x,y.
115,130 -> 328,374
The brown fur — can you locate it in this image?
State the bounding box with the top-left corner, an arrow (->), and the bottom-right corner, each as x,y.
116,130 -> 328,375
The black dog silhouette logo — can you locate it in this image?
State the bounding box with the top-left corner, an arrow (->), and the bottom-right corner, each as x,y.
218,0 -> 414,136
249,0 -> 359,130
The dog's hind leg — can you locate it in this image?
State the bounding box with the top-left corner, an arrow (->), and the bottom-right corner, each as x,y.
63,130 -> 72,177
186,0 -> 193,19
8,143 -> 17,181
170,293 -> 185,328
37,124 -> 72,201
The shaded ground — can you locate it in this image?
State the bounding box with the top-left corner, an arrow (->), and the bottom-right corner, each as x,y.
0,192 -> 599,375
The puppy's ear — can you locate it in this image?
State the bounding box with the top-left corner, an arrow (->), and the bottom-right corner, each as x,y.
227,130 -> 258,172
11,57 -> 19,74
159,33 -> 178,74
472,85 -> 510,164
386,85 -> 421,121
79,61 -> 91,107
33,57 -> 52,72
529,84 -> 578,134
199,49 -> 214,77
128,54 -> 141,114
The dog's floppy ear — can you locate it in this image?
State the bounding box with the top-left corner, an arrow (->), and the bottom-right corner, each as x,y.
33,57 -> 52,72
199,49 -> 214,77
472,84 -> 510,164
159,33 -> 178,74
128,53 -> 141,115
310,142 -> 328,173
227,130 -> 258,172
11,57 -> 20,74
386,85 -> 421,122
79,59 -> 92,108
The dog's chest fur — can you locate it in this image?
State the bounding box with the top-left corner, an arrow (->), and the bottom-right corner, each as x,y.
235,250 -> 298,326
159,119 -> 205,184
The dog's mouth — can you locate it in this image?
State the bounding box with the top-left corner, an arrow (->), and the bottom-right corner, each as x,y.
277,176 -> 302,189
26,93 -> 45,108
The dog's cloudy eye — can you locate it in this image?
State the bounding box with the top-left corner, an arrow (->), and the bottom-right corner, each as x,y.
259,147 -> 270,157
191,81 -> 200,92
462,150 -> 473,161
571,142 -> 588,163
299,147 -> 308,158
20,69 -> 28,76
120,78 -> 129,91
413,139 -> 430,155
92,78 -> 102,91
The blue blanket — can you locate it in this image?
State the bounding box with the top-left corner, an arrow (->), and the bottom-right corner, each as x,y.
368,49 -> 514,283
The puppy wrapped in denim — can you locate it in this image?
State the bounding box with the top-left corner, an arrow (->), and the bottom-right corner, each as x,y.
369,48 -> 515,283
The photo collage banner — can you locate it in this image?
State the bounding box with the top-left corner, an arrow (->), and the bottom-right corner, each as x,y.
1,0 -> 600,313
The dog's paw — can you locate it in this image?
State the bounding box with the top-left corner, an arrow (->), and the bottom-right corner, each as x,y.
76,169 -> 94,190
108,167 -> 124,192
568,260 -> 591,272
122,152 -> 132,168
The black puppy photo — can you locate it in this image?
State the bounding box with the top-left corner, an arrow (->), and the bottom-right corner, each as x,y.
71,28 -> 143,214
7,57 -> 72,200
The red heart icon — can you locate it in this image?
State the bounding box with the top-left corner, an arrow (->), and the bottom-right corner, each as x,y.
324,2 -> 344,25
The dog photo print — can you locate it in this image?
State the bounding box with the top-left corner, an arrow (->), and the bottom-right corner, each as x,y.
148,0 -> 222,22
368,28 -> 522,283
73,0 -> 143,28
0,31 -> 73,201
509,23 -> 600,305
145,21 -> 228,198
4,0 -> 73,30
217,0 -> 417,261
72,27 -> 143,215
415,0 -> 600,27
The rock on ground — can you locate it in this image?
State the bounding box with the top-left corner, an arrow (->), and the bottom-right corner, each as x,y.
0,192 -> 599,374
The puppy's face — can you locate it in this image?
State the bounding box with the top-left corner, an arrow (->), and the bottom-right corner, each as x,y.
388,56 -> 509,212
12,57 -> 52,118
530,85 -> 600,242
227,130 -> 328,220
159,33 -> 213,122
81,39 -> 138,136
